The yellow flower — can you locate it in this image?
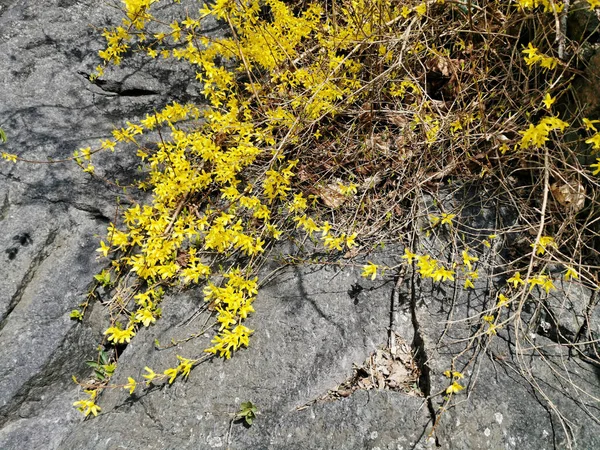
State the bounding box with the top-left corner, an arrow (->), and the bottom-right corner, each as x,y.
73,399 -> 101,417
432,267 -> 454,282
96,240 -> 110,258
441,213 -> 456,225
462,250 -> 479,271
528,274 -> 555,293
564,265 -> 578,281
164,367 -> 178,384
590,158 -> 600,175
143,367 -> 157,384
443,370 -> 464,379
345,233 -> 358,249
177,355 -> 194,379
446,381 -> 464,395
362,262 -> 378,280
587,0 -> 600,10
124,377 -> 137,395
542,93 -> 555,109
507,271 -> 524,288
414,3 -> 427,16
1,152 -> 18,162
583,118 -> 600,132
497,294 -> 510,308
522,42 -> 539,63
402,248 -> 417,264
135,308 -> 156,327
531,236 -> 556,255
586,134 -> 600,152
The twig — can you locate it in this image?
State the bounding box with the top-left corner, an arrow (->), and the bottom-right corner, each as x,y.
556,0 -> 570,60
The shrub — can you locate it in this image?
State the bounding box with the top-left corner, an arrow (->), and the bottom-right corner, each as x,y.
4,0 -> 600,440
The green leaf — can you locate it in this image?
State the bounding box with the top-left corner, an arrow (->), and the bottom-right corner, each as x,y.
0,128 -> 6,143
103,363 -> 116,376
237,401 -> 257,426
70,309 -> 83,321
99,350 -> 109,365
94,370 -> 106,381
94,269 -> 111,286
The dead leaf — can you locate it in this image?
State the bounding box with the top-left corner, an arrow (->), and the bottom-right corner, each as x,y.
375,370 -> 386,389
386,112 -> 409,128
315,183 -> 347,208
343,246 -> 361,259
550,180 -> 585,212
426,55 -> 460,77
366,134 -> 390,153
336,389 -> 352,398
359,377 -> 372,389
387,361 -> 410,387
360,173 -> 382,191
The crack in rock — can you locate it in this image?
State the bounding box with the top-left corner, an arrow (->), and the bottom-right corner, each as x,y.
0,228 -> 58,332
77,71 -> 160,97
408,269 -> 440,447
0,193 -> 9,221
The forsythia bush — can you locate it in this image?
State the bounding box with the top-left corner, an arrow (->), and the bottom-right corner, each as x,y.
4,0 -> 600,423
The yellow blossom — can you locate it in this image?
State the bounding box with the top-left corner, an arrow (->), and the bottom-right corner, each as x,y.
362,262 -> 379,280
507,271 -> 524,288
497,294 -> 510,308
402,248 -> 417,264
462,250 -> 479,271
564,265 -> 578,281
446,381 -> 464,395
96,240 -> 110,257
143,366 -> 157,383
124,377 -> 137,395
441,213 -> 456,225
1,152 -> 18,162
590,158 -> 600,175
531,236 -> 556,255
542,93 -> 555,109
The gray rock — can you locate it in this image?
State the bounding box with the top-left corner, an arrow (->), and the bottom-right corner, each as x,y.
1,1 -> 599,449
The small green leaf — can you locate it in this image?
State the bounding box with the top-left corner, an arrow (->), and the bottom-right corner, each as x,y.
70,310 -> 83,321
99,350 -> 109,365
94,269 -> 111,287
94,370 -> 106,381
103,363 -> 116,376
0,128 -> 6,143
237,401 -> 258,426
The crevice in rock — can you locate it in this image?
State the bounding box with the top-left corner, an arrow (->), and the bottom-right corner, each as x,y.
23,195 -> 112,223
77,71 -> 160,97
0,319 -> 98,428
408,269 -> 440,447
0,228 -> 59,331
570,290 -> 600,363
0,192 -> 9,221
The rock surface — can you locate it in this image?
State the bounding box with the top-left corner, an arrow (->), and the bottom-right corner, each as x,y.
1,1 -> 599,449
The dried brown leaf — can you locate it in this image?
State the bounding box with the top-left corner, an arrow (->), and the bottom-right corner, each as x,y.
550,181 -> 585,212
315,183 -> 347,208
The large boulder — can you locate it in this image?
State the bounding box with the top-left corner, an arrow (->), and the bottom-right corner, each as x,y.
1,1 -> 599,449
